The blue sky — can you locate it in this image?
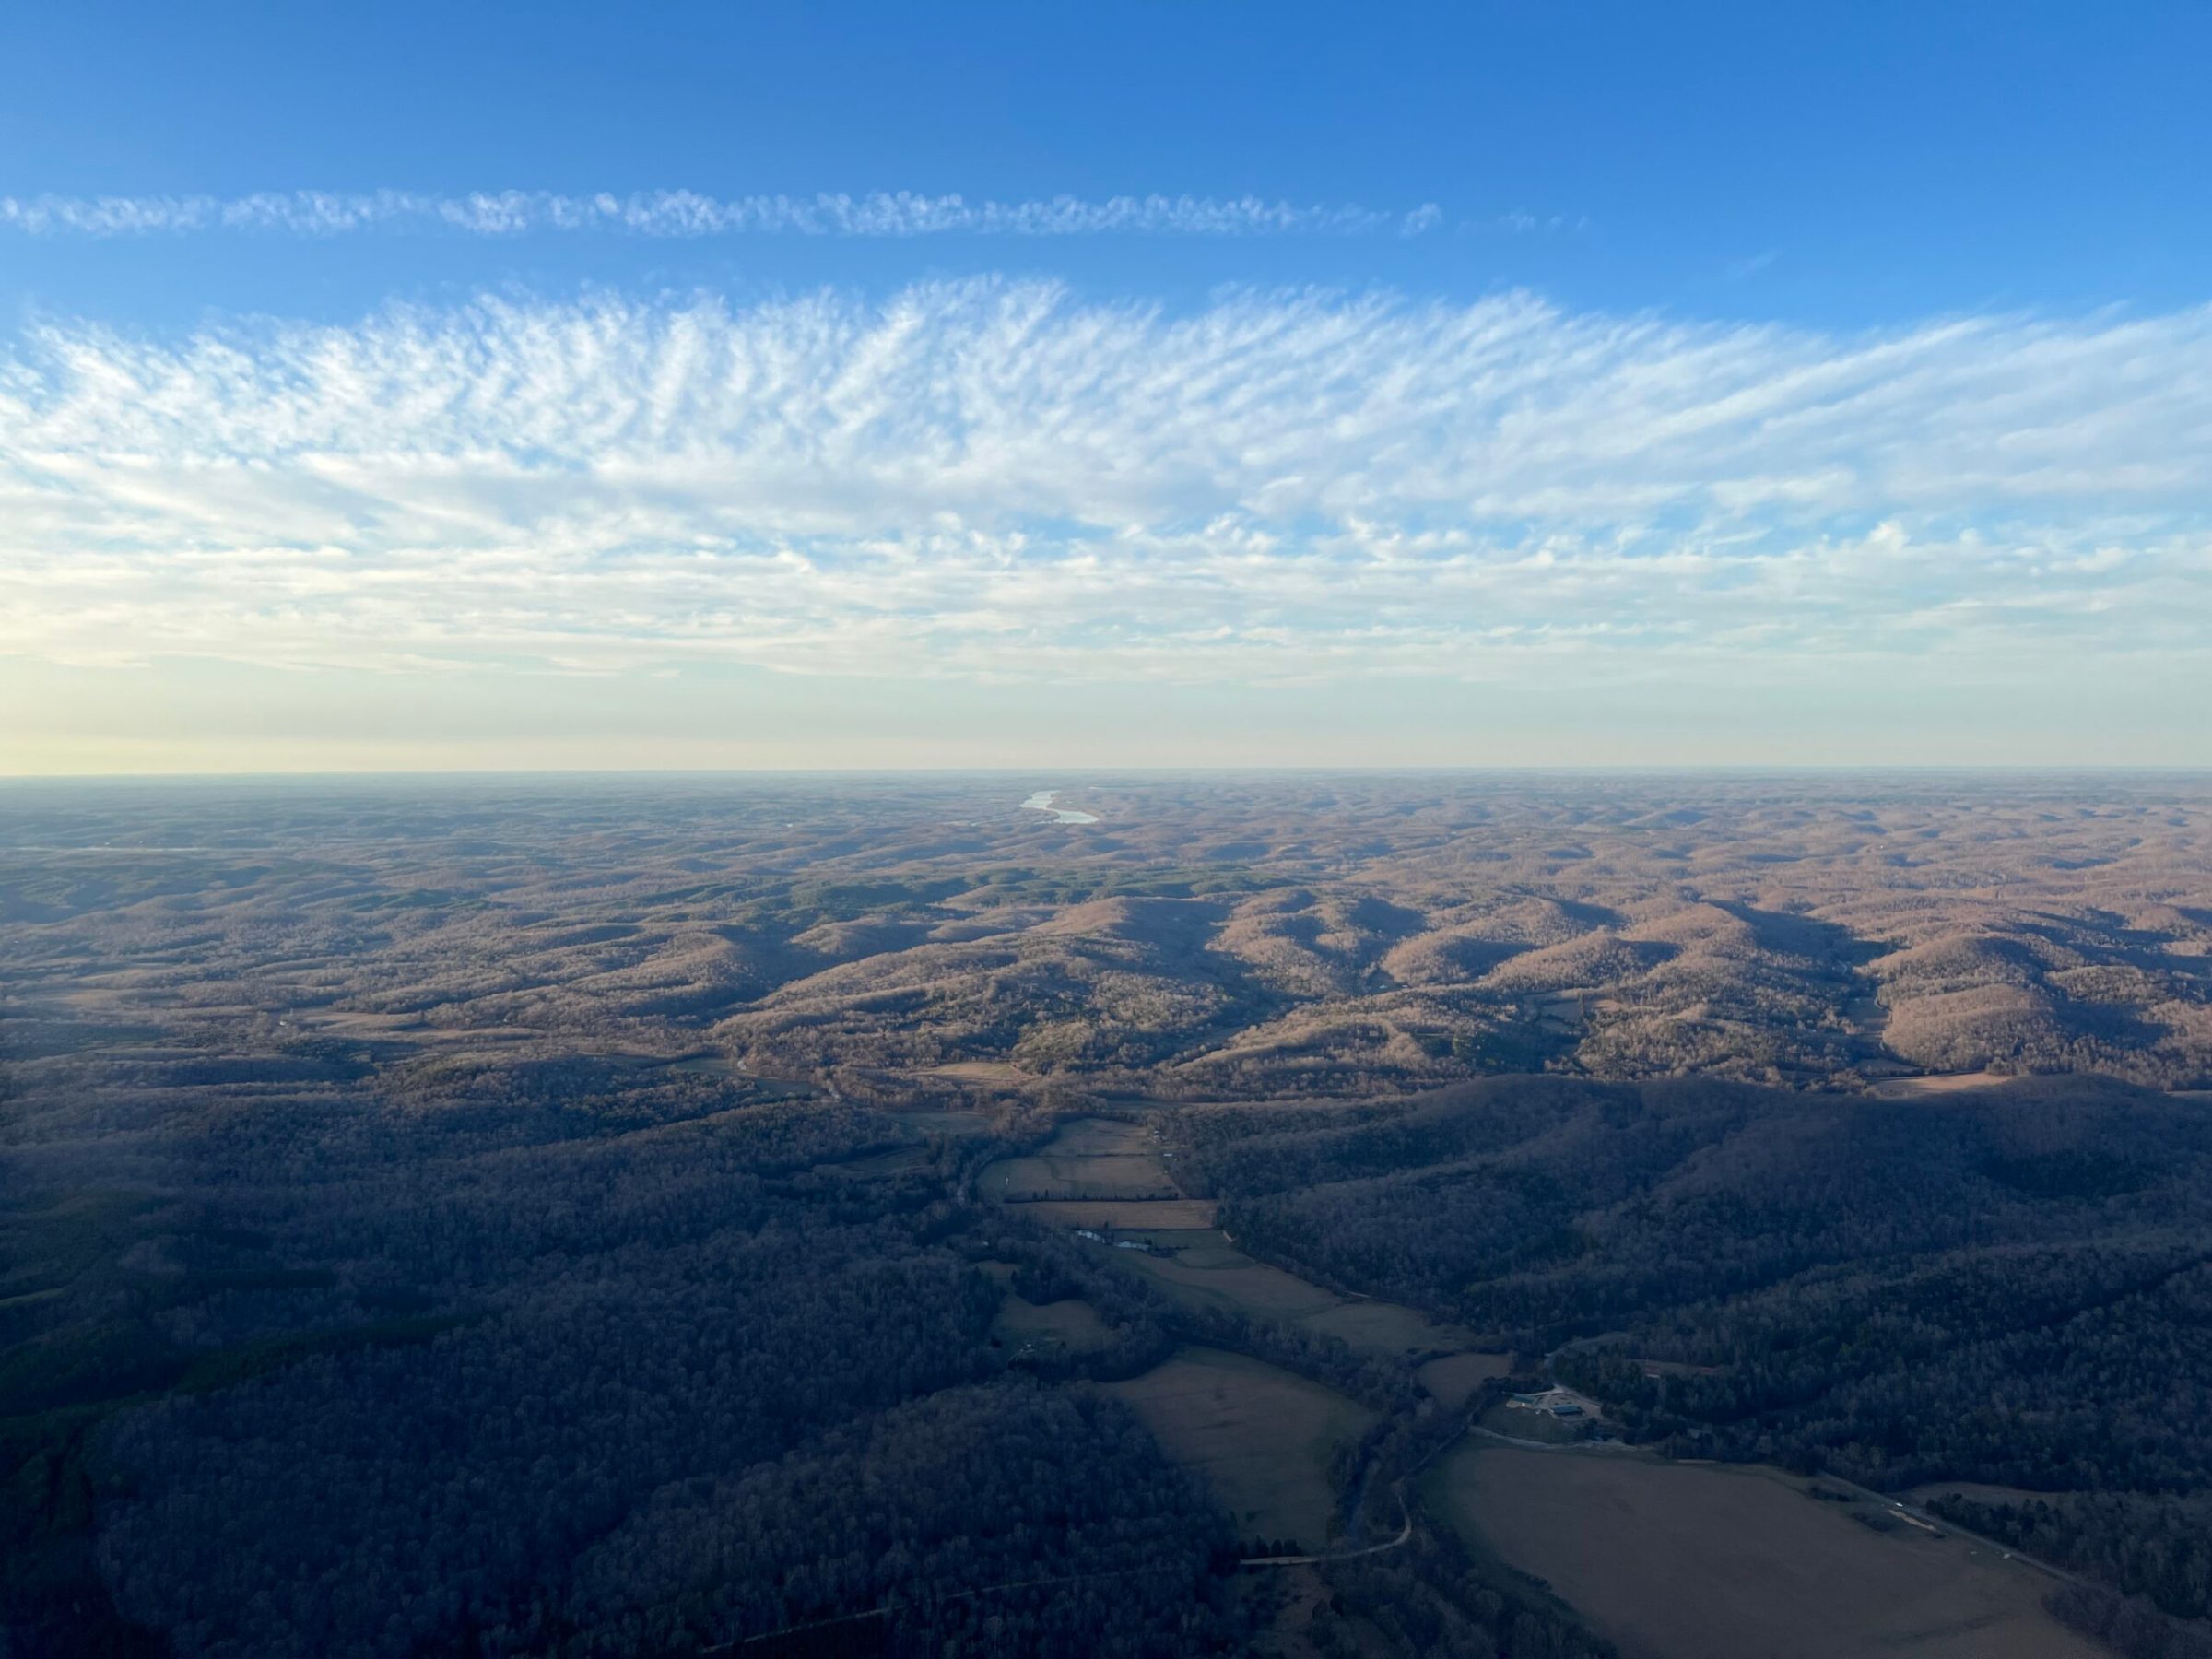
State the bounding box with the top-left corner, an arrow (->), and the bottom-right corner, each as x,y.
2,2 -> 2207,771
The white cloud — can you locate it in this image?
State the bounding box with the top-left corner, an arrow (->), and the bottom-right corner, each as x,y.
1,281 -> 2208,683
0,190 -> 1447,239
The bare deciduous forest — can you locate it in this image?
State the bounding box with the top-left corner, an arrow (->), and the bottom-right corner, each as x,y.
5,773 -> 2210,1659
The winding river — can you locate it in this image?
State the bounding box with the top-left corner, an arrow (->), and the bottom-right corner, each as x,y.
1019,789 -> 1099,825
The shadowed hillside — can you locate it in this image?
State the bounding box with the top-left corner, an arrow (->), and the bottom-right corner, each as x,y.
5,773 -> 2209,1659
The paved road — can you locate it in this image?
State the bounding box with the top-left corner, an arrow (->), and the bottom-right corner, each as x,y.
1241,1483 -> 1414,1568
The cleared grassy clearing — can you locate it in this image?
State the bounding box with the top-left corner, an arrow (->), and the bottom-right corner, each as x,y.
1114,1233 -> 1473,1359
924,1060 -> 1031,1085
1114,1241 -> 1341,1321
980,1117 -> 1178,1200
1159,1237 -> 1260,1269
987,1112 -> 1478,1359
1425,1443 -> 2102,1659
1869,1070 -> 2015,1098
1020,1197 -> 1222,1229
1045,1116 -> 1159,1156
808,1145 -> 931,1179
1303,1299 -> 1476,1357
979,1114 -> 1221,1240
1103,1346 -> 1373,1550
992,1293 -> 1112,1357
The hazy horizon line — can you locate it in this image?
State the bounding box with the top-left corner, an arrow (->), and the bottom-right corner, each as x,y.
9,762 -> 2212,784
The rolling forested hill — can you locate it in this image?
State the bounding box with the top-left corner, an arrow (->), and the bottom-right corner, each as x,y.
4,774 -> 2210,1658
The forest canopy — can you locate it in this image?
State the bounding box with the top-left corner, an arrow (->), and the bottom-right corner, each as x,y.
5,773 -> 2209,1658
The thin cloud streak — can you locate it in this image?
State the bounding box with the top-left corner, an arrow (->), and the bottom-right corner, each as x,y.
2,281 -> 2208,683
0,190 -> 1447,239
